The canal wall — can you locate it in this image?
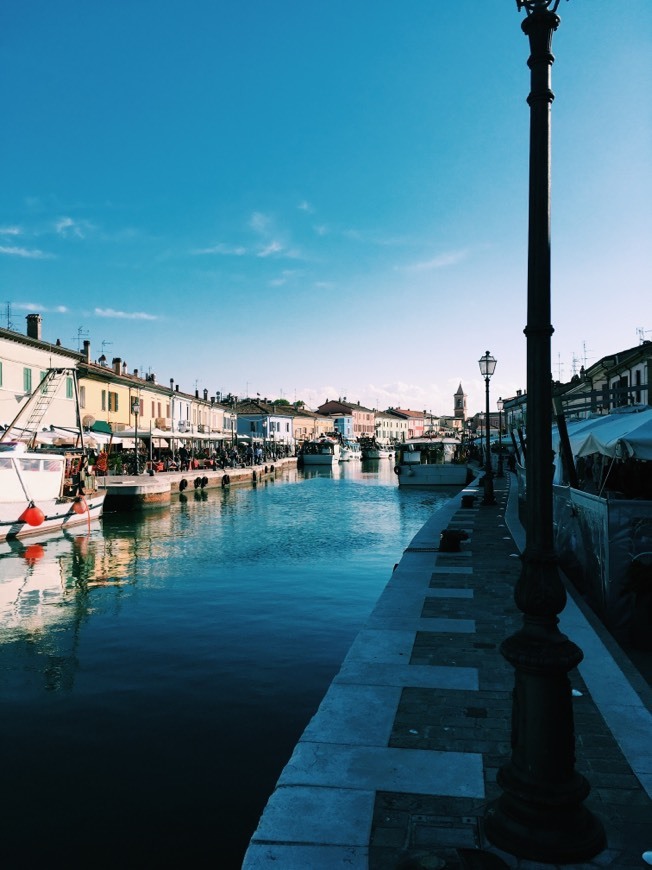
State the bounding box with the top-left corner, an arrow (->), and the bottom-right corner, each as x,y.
98,457 -> 297,510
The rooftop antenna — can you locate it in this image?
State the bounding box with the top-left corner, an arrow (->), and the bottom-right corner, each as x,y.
637,327 -> 651,344
556,353 -> 563,381
582,340 -> 592,369
571,353 -> 580,377
71,326 -> 89,351
101,339 -> 113,355
3,301 -> 14,330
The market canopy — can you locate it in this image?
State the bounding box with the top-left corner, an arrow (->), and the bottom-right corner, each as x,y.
555,407 -> 652,461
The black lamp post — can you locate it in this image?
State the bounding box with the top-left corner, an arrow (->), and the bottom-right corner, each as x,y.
496,397 -> 504,477
484,0 -> 606,862
131,396 -> 140,476
478,351 -> 496,505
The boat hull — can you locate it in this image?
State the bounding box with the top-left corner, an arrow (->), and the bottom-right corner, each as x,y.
300,454 -> 334,466
0,493 -> 106,541
394,464 -> 469,486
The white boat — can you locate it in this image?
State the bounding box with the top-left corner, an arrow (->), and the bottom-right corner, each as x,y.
299,437 -> 341,465
0,443 -> 106,541
393,437 -> 471,486
360,437 -> 392,460
339,440 -> 361,462
0,366 -> 106,540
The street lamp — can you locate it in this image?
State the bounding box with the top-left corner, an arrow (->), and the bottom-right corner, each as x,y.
484,1 -> 605,862
496,397 -> 504,477
478,351 -> 496,505
131,396 -> 140,476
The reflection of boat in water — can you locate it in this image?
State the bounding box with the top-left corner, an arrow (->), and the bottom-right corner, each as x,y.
0,367 -> 105,540
393,438 -> 471,486
299,437 -> 341,466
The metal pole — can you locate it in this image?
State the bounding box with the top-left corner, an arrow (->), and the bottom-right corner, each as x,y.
485,1 -> 605,861
482,374 -> 496,505
497,399 -> 505,477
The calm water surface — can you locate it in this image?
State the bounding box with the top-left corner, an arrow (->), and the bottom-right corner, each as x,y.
0,461 -> 461,867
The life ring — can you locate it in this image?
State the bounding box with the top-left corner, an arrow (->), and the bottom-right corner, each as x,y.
201,476 -> 208,488
252,470 -> 257,483
179,478 -> 188,492
394,465 -> 401,475
194,477 -> 202,489
221,475 -> 230,487
95,452 -> 108,474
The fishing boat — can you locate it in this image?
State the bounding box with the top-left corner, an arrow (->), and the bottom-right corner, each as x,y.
299,437 -> 341,466
359,436 -> 392,460
393,437 -> 471,486
0,367 -> 106,540
339,439 -> 361,462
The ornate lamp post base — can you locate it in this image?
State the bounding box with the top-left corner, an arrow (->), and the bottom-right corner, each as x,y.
485,621 -> 606,862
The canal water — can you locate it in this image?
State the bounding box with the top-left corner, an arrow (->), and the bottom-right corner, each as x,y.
0,461 -> 463,868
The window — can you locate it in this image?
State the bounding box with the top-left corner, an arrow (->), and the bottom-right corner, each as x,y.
166,404 -> 170,417
23,367 -> 32,393
39,370 -> 47,393
108,392 -> 119,412
139,399 -> 144,416
151,401 -> 155,417
66,377 -> 74,399
80,386 -> 86,408
157,402 -> 161,418
102,390 -> 106,411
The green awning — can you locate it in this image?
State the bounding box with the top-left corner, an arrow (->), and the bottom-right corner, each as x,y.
91,421 -> 113,434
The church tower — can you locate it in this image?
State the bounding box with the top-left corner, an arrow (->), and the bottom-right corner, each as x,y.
454,383 -> 467,422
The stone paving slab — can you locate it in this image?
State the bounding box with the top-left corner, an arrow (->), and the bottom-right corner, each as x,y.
244,472 -> 652,869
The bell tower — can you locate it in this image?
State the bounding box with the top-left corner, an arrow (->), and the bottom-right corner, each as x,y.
454,383 -> 467,421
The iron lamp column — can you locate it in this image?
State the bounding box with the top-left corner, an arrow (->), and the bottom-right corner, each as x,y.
478,350 -> 496,505
484,0 -> 605,862
497,397 -> 505,477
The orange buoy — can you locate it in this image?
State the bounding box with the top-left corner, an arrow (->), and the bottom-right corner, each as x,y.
19,503 -> 45,527
72,498 -> 88,515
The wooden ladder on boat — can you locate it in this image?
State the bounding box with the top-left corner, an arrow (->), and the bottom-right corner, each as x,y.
0,368 -> 70,444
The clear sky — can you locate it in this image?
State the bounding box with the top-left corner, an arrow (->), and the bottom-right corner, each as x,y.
1,1 -> 650,417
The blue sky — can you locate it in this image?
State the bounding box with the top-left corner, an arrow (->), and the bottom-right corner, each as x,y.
1,1 -> 650,416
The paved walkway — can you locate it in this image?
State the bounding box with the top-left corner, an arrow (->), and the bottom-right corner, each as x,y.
243,472 -> 652,869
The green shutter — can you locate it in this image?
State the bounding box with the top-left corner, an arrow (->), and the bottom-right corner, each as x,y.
23,368 -> 32,392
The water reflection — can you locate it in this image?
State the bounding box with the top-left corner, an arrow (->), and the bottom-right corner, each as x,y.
0,461 -> 462,864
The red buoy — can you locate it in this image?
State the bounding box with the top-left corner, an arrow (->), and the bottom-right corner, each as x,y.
72,498 -> 88,515
18,503 -> 45,527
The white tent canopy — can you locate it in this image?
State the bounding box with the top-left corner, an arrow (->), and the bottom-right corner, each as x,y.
555,407 -> 652,462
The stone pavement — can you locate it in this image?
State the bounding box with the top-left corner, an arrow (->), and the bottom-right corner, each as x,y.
243,472 -> 652,869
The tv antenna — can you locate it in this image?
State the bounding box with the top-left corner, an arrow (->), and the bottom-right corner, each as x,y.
71,326 -> 89,351
101,339 -> 113,355
3,301 -> 14,330
637,327 -> 651,344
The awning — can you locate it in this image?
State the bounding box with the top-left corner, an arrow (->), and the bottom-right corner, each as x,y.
555,406 -> 652,461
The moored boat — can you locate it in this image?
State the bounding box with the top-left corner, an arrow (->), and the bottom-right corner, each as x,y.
0,442 -> 105,540
393,437 -> 471,486
339,439 -> 361,462
299,437 -> 341,466
360,436 -> 392,460
0,366 -> 106,540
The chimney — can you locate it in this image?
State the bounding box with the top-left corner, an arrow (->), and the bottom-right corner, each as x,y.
195,389 -> 199,398
150,373 -> 156,384
122,362 -> 127,375
26,313 -> 42,341
113,357 -> 122,375
170,378 -> 174,390
134,369 -> 139,378
175,384 -> 179,392
82,339 -> 91,363
203,388 -> 208,401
